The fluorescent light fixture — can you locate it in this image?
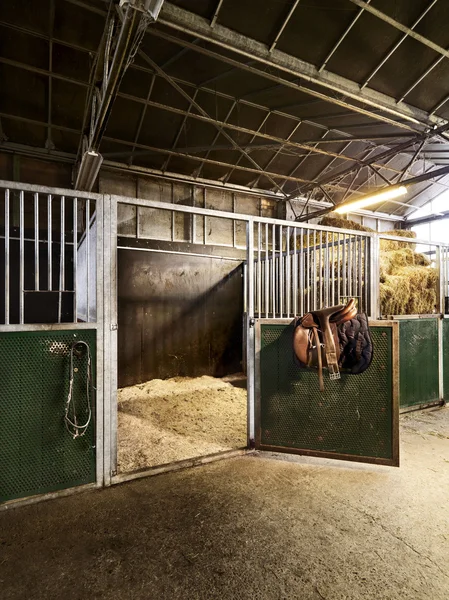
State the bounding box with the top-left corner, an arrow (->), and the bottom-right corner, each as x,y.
75,151 -> 103,192
333,185 -> 408,214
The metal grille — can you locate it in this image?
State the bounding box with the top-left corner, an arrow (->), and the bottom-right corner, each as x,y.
0,185 -> 97,324
399,318 -> 439,409
257,323 -> 397,465
252,222 -> 370,318
0,330 -> 96,503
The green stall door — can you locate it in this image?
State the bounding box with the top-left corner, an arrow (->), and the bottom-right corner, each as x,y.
399,319 -> 439,410
0,330 -> 96,504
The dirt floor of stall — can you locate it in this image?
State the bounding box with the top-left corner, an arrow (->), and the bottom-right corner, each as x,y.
2,407 -> 449,600
117,374 -> 247,473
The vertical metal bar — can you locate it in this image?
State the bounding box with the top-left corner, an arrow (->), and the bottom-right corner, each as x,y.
86,198 -> 90,322
73,197 -> 78,323
318,231 -> 323,309
19,191 -> 24,324
257,222 -> 261,316
358,235 -> 363,308
337,232 -> 341,303
272,223 -> 275,318
203,187 -> 207,245
265,223 -> 269,318
342,233 -> 346,302
246,220 -> 255,446
293,227 -> 298,315
34,192 -> 39,291
325,232 -> 329,308
331,233 -> 336,306
300,227 -> 305,315
48,194 -> 52,291
348,235 -> 352,300
279,225 -> 284,317
437,244 -> 444,314
369,234 -> 380,319
4,189 -> 10,324
312,230 -> 316,310
286,226 -> 291,317
305,231 -> 310,313
58,196 -> 65,323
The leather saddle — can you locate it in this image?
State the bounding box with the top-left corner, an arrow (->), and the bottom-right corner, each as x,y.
293,299 -> 358,392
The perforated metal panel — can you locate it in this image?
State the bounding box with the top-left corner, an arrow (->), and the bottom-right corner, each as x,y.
399,319 -> 439,410
443,319 -> 449,402
256,322 -> 399,466
0,330 -> 96,503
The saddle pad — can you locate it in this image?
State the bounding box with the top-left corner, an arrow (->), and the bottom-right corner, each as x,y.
338,313 -> 373,375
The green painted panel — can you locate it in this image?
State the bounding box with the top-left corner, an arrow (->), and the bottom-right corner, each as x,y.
443,319 -> 449,401
0,330 -> 96,503
259,325 -> 394,462
399,319 -> 439,408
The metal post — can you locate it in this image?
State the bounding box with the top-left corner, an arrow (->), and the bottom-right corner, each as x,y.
293,227 -> 298,316
279,225 -> 284,317
257,222 -> 261,316
286,226 -> 291,317
34,192 -> 39,291
436,244 -> 445,314
19,191 -> 24,324
73,198 -> 78,323
300,227 -> 305,315
265,222 -> 269,318
4,189 -> 10,324
246,220 -> 255,446
48,194 -> 52,291
86,198 -> 90,322
271,223 -> 275,318
58,196 -> 65,323
369,234 -> 380,319
318,231 -> 323,308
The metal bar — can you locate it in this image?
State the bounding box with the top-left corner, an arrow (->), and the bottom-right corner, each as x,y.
299,228 -> 304,314
34,192 -> 39,291
272,224 -> 275,318
318,231 -> 323,310
210,0 -> 225,28
331,230 -> 335,305
58,196 -> 65,323
86,198 -> 90,321
279,226 -> 284,317
348,0 -> 449,59
358,235 -> 363,307
158,5 -> 430,130
325,232 -> 329,308
47,195 -> 52,291
369,234 -> 380,318
286,226 -> 291,317
270,0 -> 301,52
342,233 -> 347,302
203,188 -> 207,244
19,191 -> 24,324
246,220 -> 255,445
293,227 -> 298,315
312,230 -> 316,310
348,235 -> 353,300
196,100 -> 236,180
430,92 -> 449,117
361,0 -> 439,90
304,230 -> 309,313
73,197 -> 78,323
265,223 -> 269,318
257,222 -> 261,316
319,0 -> 370,72
4,189 -> 10,324
399,55 -> 444,104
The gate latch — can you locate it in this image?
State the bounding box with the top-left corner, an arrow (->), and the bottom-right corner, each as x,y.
249,318 -> 255,328
110,323 -> 118,331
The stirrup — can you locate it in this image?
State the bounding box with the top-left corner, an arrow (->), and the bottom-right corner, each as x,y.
328,364 -> 341,381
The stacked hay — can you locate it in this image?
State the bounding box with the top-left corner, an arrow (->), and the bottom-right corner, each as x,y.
318,216 -> 437,315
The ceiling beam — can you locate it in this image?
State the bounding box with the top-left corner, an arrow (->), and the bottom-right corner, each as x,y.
269,0 -> 301,52
360,0 -> 439,91
158,2 -> 444,130
348,0 -> 448,60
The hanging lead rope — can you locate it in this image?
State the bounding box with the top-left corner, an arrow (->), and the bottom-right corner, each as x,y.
64,341 -> 95,439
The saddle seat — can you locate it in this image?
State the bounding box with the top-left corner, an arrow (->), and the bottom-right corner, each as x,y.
293,299 -> 358,391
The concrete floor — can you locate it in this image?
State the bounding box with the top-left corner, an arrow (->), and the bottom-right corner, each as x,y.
1,408 -> 449,600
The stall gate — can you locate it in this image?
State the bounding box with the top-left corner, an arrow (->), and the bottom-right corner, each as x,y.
0,181 -> 103,505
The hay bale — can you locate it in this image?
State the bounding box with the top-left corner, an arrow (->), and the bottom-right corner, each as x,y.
319,216 -> 373,232
380,229 -> 416,251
